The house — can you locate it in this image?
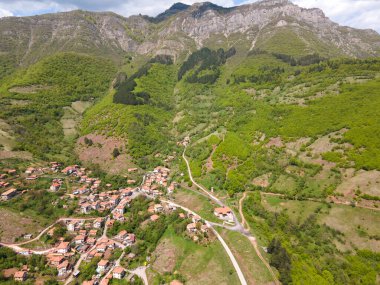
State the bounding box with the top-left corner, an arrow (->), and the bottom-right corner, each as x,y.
26,175 -> 38,180
14,271 -> 27,282
96,244 -> 107,253
179,213 -> 186,219
120,188 -> 133,197
87,237 -> 96,245
214,207 -> 233,220
192,215 -> 201,223
154,204 -> 163,213
89,229 -> 98,237
127,168 -> 138,173
6,169 -> 17,175
74,235 -> 86,245
127,179 -> 136,184
50,182 -> 61,191
56,242 -> 70,254
125,234 -> 135,246
187,223 -> 197,233
48,255 -> 65,266
97,259 -> 109,273
113,266 -> 125,279
82,281 -> 95,285
81,203 -> 92,214
57,260 -> 70,276
25,167 -> 35,174
93,218 -> 103,229
201,225 -> 209,233
67,222 -> 76,232
114,204 -> 125,215
117,230 -> 128,240
1,188 -> 18,201
113,212 -> 125,222
149,214 -> 159,222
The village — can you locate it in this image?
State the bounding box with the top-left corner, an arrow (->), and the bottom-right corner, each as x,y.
0,160 -> 233,285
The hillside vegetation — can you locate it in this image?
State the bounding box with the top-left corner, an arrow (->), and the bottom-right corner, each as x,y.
0,53 -> 116,161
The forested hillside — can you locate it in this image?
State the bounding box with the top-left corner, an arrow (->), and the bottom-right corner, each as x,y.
0,1 -> 380,284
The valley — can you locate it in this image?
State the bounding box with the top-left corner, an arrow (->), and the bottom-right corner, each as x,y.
1,0 -> 380,284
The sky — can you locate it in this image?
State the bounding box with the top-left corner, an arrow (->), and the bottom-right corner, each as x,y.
0,0 -> 379,32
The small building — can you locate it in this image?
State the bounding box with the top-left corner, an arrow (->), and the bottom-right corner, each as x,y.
154,204 -> 163,213
67,222 -> 76,232
50,182 -> 61,191
97,259 -> 109,273
56,242 -> 70,254
201,224 -> 209,233
214,207 -> 233,220
74,235 -> 86,245
93,218 -> 104,229
150,214 -> 160,222
81,203 -> 92,214
57,260 -> 70,276
1,188 -> 18,201
187,223 -> 197,233
113,266 -> 125,279
14,271 -> 27,282
192,215 -> 201,223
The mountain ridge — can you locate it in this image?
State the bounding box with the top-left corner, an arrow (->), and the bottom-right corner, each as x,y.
0,0 -> 379,66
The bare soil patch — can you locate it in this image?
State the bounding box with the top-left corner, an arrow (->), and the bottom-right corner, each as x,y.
266,137 -> 283,148
252,173 -> 272,188
152,239 -> 180,274
8,85 -> 52,94
322,206 -> 380,252
205,145 -> 217,172
71,101 -> 92,114
0,150 -> 33,160
76,134 -> 138,175
336,170 -> 380,197
0,208 -> 43,243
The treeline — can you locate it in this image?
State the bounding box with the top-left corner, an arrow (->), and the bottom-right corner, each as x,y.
248,48 -> 325,66
178,47 -> 236,84
273,53 -> 325,66
113,55 -> 173,105
233,66 -> 285,84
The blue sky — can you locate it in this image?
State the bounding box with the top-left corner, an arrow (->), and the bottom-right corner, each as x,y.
0,0 -> 379,32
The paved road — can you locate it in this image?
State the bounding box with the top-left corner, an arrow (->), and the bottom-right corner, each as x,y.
128,266 -> 148,285
0,217 -> 98,255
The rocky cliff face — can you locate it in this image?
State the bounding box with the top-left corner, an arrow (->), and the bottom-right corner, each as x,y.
1,0 -> 379,65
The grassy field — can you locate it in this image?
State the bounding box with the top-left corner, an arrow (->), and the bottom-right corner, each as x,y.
218,229 -> 275,285
172,187 -> 220,222
150,226 -> 240,285
0,207 -> 45,243
261,194 -> 380,252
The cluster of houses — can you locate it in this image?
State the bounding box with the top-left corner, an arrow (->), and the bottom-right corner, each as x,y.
79,187 -> 135,217
141,166 -> 177,196
185,213 -> 210,242
61,165 -> 103,194
0,169 -> 18,200
0,162 -> 63,201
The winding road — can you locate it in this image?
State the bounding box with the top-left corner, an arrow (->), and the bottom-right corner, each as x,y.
183,147 -> 279,285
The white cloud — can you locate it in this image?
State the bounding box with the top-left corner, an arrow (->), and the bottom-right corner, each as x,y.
0,0 -> 379,32
0,8 -> 13,17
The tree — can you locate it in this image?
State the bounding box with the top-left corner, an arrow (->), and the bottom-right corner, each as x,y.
112,148 -> 121,158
